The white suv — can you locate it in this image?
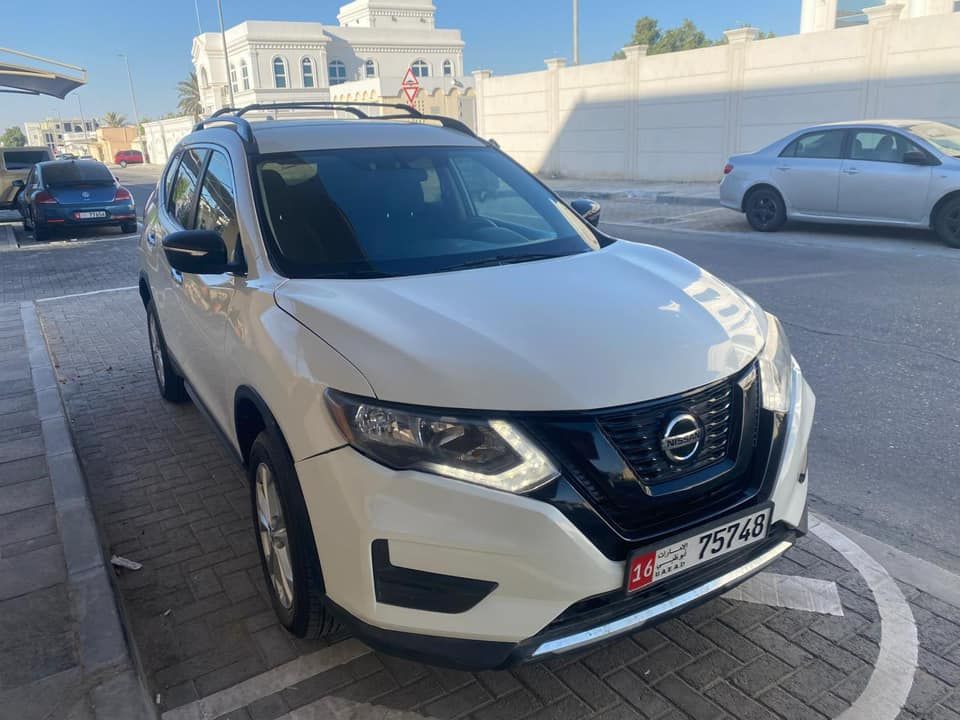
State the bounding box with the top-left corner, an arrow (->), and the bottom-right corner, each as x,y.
139,103 -> 815,669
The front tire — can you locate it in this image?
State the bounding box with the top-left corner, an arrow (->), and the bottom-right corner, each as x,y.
745,187 -> 787,232
146,301 -> 187,402
120,160 -> 128,168
249,428 -> 338,639
933,196 -> 960,248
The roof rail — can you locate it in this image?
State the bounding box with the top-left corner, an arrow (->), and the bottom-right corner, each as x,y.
193,100 -> 480,148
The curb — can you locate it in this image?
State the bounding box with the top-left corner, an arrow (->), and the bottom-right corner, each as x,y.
553,188 -> 721,207
20,301 -> 156,720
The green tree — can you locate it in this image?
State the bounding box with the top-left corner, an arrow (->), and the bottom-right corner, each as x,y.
650,19 -> 716,54
0,126 -> 27,147
613,16 -> 661,59
102,112 -> 127,127
177,72 -> 202,119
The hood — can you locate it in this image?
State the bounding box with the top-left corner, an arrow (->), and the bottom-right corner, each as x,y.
275,242 -> 766,412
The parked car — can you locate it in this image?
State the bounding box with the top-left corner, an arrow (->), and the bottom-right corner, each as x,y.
114,149 -> 143,168
15,159 -> 137,241
0,146 -> 53,210
139,103 -> 814,670
56,153 -> 77,161
720,120 -> 960,247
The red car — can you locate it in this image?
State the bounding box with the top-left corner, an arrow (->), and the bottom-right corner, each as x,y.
114,149 -> 143,168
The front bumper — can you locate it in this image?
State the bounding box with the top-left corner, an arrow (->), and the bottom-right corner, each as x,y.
297,366 -> 814,669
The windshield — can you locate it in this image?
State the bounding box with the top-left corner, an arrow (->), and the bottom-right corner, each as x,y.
43,162 -> 115,187
255,146 -> 601,278
907,121 -> 960,157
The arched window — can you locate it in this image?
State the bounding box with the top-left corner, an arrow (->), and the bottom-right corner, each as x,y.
229,63 -> 238,94
273,57 -> 287,88
411,59 -> 430,78
240,59 -> 250,90
199,67 -> 209,89
301,57 -> 315,88
365,59 -> 376,78
328,60 -> 346,86
442,59 -> 453,76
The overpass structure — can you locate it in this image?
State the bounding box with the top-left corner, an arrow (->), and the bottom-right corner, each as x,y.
0,47 -> 86,98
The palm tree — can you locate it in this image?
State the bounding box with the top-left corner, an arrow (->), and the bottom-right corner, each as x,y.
177,72 -> 202,120
102,112 -> 127,127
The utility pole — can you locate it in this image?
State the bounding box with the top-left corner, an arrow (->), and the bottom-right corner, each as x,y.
573,0 -> 580,65
76,94 -> 87,139
117,53 -> 146,160
218,0 -> 236,108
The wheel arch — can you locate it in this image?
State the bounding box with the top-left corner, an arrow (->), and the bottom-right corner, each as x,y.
741,182 -> 785,213
234,386 -> 287,467
930,189 -> 960,228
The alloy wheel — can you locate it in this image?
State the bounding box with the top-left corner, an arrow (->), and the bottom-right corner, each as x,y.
749,196 -> 777,228
255,463 -> 295,610
148,314 -> 165,392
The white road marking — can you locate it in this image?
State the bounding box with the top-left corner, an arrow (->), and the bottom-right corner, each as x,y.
811,516 -> 918,720
722,571 -> 844,616
36,285 -> 138,303
160,639 -> 371,720
280,696 -> 438,720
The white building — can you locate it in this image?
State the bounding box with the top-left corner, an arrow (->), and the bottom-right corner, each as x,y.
24,117 -> 99,151
191,0 -> 471,115
801,0 -> 958,32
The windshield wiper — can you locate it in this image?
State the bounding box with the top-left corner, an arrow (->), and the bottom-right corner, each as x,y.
440,253 -> 567,272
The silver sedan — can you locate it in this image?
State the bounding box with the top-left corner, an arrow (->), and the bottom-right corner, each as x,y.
719,120 -> 960,247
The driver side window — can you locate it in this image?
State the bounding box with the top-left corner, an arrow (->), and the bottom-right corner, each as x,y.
451,155 -> 552,234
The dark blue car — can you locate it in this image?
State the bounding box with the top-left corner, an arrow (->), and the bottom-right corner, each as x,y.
15,159 -> 137,241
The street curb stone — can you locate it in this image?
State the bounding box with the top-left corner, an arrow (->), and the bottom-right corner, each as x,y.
19,300 -> 156,720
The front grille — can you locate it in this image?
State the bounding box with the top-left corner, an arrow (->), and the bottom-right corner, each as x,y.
598,379 -> 735,485
526,363 -> 766,547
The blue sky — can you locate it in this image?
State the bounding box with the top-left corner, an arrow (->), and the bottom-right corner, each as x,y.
1,0 -> 799,133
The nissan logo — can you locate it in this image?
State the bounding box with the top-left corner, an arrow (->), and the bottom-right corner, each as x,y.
660,413 -> 703,463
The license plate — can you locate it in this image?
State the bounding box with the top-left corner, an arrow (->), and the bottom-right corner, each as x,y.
75,211 -> 107,219
626,504 -> 772,594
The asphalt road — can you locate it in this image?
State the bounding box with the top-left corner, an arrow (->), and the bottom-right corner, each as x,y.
603,218 -> 960,575
5,162 -> 959,576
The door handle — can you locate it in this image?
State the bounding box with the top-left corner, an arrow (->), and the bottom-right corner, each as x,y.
842,168 -> 860,175
775,166 -> 791,172
171,268 -> 183,285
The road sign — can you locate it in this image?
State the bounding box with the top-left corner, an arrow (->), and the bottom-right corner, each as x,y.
401,67 -> 421,106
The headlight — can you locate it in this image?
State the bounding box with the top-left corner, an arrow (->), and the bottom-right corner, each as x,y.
324,390 -> 559,493
758,312 -> 793,413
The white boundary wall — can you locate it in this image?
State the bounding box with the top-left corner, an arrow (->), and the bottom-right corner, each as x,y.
473,8 -> 960,181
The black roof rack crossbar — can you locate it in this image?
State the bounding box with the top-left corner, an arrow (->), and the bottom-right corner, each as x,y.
193,101 -> 479,147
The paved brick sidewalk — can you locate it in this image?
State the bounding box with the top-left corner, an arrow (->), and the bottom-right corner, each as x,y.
0,301 -> 149,719
37,289 -> 960,720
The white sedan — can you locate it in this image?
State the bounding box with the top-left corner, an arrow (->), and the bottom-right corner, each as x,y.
720,120 -> 960,247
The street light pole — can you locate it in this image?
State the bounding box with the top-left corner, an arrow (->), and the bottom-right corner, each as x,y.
194,0 -> 203,34
118,53 -> 145,160
573,0 -> 580,65
76,94 -> 87,139
218,0 -> 236,109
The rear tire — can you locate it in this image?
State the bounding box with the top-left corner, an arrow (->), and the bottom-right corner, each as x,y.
933,196 -> 960,248
120,160 -> 128,168
744,187 -> 787,232
249,428 -> 338,640
33,220 -> 50,242
121,221 -> 138,234
146,301 -> 187,402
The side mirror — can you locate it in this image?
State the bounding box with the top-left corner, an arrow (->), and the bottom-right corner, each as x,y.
11,179 -> 24,188
163,230 -> 230,274
903,150 -> 935,166
570,198 -> 601,227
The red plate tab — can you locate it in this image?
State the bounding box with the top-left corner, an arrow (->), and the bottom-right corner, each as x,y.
627,550 -> 657,593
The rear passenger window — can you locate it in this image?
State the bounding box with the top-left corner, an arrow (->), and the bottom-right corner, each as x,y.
194,151 -> 239,260
167,149 -> 208,228
781,130 -> 846,160
163,153 -> 182,206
